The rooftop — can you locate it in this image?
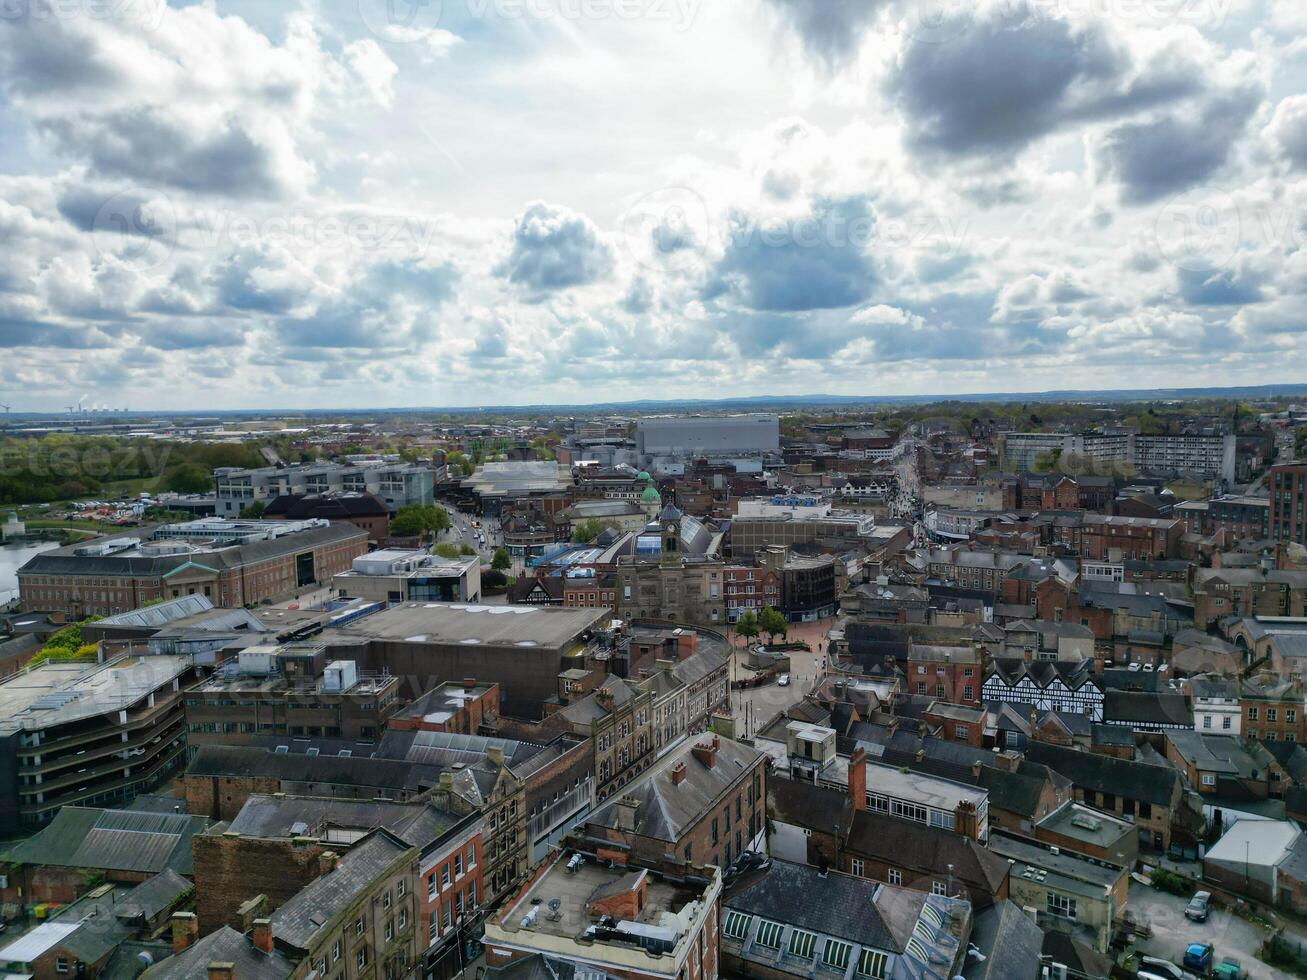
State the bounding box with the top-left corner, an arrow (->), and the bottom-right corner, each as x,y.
325,602 -> 609,649
1035,801 -> 1134,849
0,655 -> 193,735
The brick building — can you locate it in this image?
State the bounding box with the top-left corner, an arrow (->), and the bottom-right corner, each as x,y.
906,642 -> 983,706
1242,676 -> 1307,743
18,519 -> 368,617
580,735 -> 767,870
1272,462 -> 1307,546
1079,515 -> 1182,561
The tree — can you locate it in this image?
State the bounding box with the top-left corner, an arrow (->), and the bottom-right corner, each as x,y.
492,547 -> 511,571
572,518 -> 616,543
735,610 -> 760,645
390,504 -> 451,540
759,607 -> 788,644
433,543 -> 462,560
460,543 -> 476,556
163,462 -> 212,494
239,501 -> 266,519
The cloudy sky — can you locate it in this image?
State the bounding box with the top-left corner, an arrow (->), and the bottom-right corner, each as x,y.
1,0 -> 1305,410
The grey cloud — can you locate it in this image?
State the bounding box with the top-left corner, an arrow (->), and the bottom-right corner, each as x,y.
497,202 -> 615,297
1176,265 -> 1264,306
766,0 -> 887,71
889,6 -> 1201,161
711,196 -> 877,312
215,248 -> 307,315
40,110 -> 290,199
1095,88 -> 1262,204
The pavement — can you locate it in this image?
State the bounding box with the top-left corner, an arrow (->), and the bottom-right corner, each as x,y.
725,615 -> 841,737
1128,883 -> 1291,979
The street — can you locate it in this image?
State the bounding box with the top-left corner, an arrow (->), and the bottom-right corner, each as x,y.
726,617 -> 838,737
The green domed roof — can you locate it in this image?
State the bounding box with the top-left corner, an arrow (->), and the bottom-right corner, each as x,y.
640,484 -> 662,503
637,471 -> 652,482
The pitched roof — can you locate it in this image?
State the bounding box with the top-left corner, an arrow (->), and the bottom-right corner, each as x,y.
585,738 -> 763,843
141,925 -> 293,980
270,830 -> 412,951
114,869 -> 193,923
1025,742 -> 1180,807
843,810 -> 1010,901
2,807 -> 208,876
965,901 -> 1043,980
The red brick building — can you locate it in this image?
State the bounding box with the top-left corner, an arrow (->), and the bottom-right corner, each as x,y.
722,566 -> 780,623
1079,515 -> 1182,560
18,520 -> 368,617
1272,463 -> 1307,547
906,642 -> 983,706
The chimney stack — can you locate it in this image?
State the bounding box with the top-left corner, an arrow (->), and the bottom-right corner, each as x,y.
671,761 -> 688,786
848,747 -> 867,811
318,851 -> 339,876
691,736 -> 720,769
464,677 -> 478,692
252,918 -> 273,954
172,912 -> 199,953
207,964 -> 235,980
486,745 -> 505,767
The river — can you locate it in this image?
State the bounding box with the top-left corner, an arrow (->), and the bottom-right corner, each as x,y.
0,539 -> 60,606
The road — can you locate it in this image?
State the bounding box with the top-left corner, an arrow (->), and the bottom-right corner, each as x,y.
727,617 -> 839,737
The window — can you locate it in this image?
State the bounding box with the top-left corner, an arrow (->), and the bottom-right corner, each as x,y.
355,915 -> 366,936
386,919 -> 394,941
963,686 -> 973,701
430,915 -> 439,945
1203,715 -> 1212,729
383,890 -> 393,910
398,909 -> 408,930
789,929 -> 817,959
332,940 -> 341,962
357,948 -> 368,969
755,920 -> 783,949
888,869 -> 902,885
467,844 -> 477,869
468,880 -> 477,906
857,949 -> 888,978
824,939 -> 854,970
1268,708 -> 1279,723
1290,710 -> 1298,724
723,911 -> 752,940
932,881 -> 947,895
428,874 -> 437,899
1202,773 -> 1216,786
442,864 -> 451,887
56,959 -> 69,975
397,879 -> 406,898
1047,893 -> 1077,920
851,859 -> 864,877
1249,707 -> 1260,721
954,725 -> 970,741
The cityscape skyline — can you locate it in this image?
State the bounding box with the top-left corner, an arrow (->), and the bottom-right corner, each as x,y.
1,1 -> 1305,409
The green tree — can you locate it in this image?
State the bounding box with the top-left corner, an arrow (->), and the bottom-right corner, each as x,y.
389,504 -> 450,540
163,462 -> 212,494
759,606 -> 788,644
433,543 -> 462,560
239,500 -> 266,519
734,610 -> 760,645
572,518 -> 616,543
492,547 -> 511,571
460,543 -> 476,556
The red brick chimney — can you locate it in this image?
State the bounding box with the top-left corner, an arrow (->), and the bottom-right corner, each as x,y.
671,761 -> 688,785
252,918 -> 273,954
207,964 -> 235,980
955,800 -> 979,840
464,677 -> 478,692
691,736 -> 720,769
172,912 -> 199,954
848,747 -> 867,811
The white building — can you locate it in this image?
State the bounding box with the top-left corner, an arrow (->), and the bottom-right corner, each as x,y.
1190,676 -> 1242,735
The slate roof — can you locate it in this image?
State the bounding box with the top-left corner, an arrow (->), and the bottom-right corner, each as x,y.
186,744 -> 443,795
723,860 -> 906,951
1025,742 -> 1180,807
965,901 -> 1042,980
767,778 -> 851,836
114,870 -> 193,923
270,830 -> 412,951
140,926 -> 293,980
2,807 -> 208,876
224,795 -> 471,850
987,658 -> 1099,692
586,739 -> 764,843
1104,691 -> 1193,728
264,493 -> 390,520
843,810 -> 1010,903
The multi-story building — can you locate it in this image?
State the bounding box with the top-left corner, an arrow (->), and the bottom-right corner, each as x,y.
580,735 -> 767,870
1079,515 -> 1182,560
388,679 -> 500,736
213,460 -> 434,517
906,643 -> 983,706
981,659 -> 1104,721
729,512 -> 893,560
562,570 -> 619,611
1190,677 -> 1242,735
1208,495 -> 1271,542
1001,431 -> 1237,481
0,655 -> 197,833
332,548 -> 482,604
184,647 -> 401,751
261,491 -> 392,541
558,677 -> 657,801
18,519 -> 368,617
1192,567 -> 1307,627
636,413 -> 779,468
482,847 -> 722,980
720,861 -> 970,980
1272,462 -> 1307,546
722,566 -> 780,623
1001,432 -> 1072,471
1242,677 -> 1306,743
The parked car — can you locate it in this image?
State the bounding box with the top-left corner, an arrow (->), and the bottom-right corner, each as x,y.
1138,956 -> 1199,980
1185,891 -> 1211,922
777,674 -> 790,687
1183,943 -> 1214,974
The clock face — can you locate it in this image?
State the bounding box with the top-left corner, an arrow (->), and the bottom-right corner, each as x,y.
665,524 -> 675,532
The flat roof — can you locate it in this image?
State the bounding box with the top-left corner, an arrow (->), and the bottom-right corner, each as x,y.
866,759 -> 988,811
329,602 -> 609,649
1036,802 -> 1133,848
0,656 -> 192,735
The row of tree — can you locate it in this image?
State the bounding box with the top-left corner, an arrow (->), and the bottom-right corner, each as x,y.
733,607 -> 789,644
